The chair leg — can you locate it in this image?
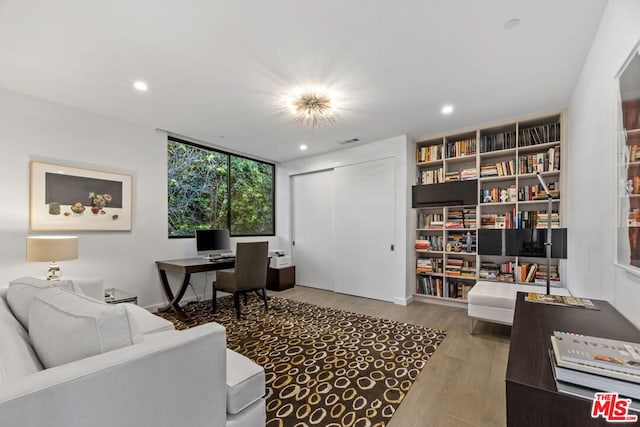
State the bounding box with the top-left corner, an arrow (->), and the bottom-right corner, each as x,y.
233,292 -> 241,320
211,282 -> 217,313
262,289 -> 268,311
243,292 -> 248,305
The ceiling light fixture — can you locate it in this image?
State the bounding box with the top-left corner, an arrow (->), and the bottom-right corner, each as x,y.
299,144 -> 308,151
133,81 -> 148,92
441,105 -> 454,115
504,18 -> 520,30
282,85 -> 341,128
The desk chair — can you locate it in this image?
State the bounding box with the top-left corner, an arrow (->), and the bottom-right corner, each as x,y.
212,241 -> 269,319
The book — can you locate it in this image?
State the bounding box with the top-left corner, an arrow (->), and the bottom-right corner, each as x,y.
525,293 -> 597,309
552,331 -> 640,377
549,350 -> 640,412
550,344 -> 640,399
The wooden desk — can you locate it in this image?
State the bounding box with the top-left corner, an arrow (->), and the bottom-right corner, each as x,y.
506,292 -> 640,427
156,257 -> 234,320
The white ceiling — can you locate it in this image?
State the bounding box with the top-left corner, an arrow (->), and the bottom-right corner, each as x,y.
0,0 -> 608,162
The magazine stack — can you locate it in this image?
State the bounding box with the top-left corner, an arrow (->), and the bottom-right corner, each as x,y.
549,331 -> 640,411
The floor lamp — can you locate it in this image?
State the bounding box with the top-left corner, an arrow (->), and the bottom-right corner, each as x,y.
535,172 -> 553,295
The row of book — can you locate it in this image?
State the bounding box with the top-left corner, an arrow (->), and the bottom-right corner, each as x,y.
416,275 -> 443,296
522,210 -> 560,229
417,212 -> 444,229
417,144 -> 443,163
415,236 -> 443,252
519,122 -> 561,146
417,167 -> 444,185
416,275 -> 474,300
480,160 -> 516,177
445,139 -> 476,158
480,211 -> 514,229
445,258 -> 476,277
549,331 -> 640,407
478,262 -> 559,284
416,257 -> 443,273
628,144 -> 640,163
480,130 -> 517,153
519,182 -> 560,201
446,208 -> 477,229
481,185 -> 517,204
518,147 -> 560,174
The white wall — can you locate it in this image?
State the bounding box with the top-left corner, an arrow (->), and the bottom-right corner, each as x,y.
276,136 -> 412,304
567,0 -> 640,326
0,89 -> 278,309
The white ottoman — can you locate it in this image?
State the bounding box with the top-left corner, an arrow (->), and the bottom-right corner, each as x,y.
467,280 -> 571,333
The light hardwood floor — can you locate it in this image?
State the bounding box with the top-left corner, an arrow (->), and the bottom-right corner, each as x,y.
277,285 -> 511,427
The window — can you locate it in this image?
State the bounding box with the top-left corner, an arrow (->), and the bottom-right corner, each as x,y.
167,137 -> 275,237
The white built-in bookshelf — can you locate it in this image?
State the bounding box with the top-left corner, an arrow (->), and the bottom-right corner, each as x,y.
413,110 -> 566,306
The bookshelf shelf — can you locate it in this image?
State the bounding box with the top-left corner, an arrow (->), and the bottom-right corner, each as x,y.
479,147 -> 517,159
412,110 -> 566,306
517,140 -> 561,154
416,160 -> 443,167
519,171 -> 560,179
479,175 -> 516,183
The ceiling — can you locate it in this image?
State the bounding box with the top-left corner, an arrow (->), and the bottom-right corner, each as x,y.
0,0 -> 608,162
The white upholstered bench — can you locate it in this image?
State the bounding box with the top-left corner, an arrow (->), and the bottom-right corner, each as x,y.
467,280 -> 571,333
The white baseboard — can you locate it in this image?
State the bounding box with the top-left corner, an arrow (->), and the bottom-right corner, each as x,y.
394,295 -> 413,306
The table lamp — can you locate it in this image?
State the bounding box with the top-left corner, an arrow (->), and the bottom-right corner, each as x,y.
26,236 -> 79,280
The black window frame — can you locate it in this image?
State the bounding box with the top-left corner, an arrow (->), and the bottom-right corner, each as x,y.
167,136 -> 276,238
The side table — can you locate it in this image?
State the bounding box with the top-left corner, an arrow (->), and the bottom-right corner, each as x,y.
266,266 -> 295,291
105,288 -> 138,305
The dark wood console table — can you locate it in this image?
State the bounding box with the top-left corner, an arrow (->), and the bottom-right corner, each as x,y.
506,292 -> 640,426
156,257 -> 234,320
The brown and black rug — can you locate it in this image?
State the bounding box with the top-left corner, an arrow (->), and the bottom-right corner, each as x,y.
157,295 -> 446,427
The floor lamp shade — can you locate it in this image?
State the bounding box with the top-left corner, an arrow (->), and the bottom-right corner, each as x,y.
26,236 -> 79,280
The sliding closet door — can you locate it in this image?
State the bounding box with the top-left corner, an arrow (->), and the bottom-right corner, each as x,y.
333,158 -> 396,301
291,170 -> 334,291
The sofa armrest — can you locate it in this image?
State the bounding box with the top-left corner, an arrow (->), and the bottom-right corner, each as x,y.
69,277 -> 105,301
0,323 -> 227,427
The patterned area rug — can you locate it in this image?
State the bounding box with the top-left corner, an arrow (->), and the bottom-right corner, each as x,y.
157,295 -> 446,427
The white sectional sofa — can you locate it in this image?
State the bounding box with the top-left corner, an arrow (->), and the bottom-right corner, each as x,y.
0,277 -> 265,427
467,280 -> 571,333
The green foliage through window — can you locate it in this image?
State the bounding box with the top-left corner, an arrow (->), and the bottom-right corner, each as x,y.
167,138 -> 274,237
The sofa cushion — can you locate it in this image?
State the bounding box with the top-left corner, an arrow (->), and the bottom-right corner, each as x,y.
226,349 -> 265,415
6,277 -> 82,330
29,287 -> 142,368
122,303 -> 175,335
0,296 -> 43,385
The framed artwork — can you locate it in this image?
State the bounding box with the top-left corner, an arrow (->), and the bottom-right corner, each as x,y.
615,40 -> 640,272
30,161 -> 132,231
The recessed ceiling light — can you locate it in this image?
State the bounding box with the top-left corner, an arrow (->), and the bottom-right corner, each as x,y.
441,105 -> 454,115
133,81 -> 148,92
299,144 -> 308,151
504,18 -> 520,30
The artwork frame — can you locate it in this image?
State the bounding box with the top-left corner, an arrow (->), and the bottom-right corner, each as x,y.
615,39 -> 640,274
30,161 -> 132,231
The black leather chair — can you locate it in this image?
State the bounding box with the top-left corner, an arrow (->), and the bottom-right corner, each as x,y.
212,242 -> 269,319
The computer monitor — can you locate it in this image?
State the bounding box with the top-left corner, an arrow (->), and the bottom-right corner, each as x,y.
195,229 -> 231,257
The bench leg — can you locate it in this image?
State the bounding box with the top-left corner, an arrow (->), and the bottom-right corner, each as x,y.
469,317 -> 476,335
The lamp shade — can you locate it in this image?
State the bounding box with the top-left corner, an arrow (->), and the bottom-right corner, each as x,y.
26,236 -> 79,262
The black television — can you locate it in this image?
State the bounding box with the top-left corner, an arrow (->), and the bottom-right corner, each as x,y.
506,228 -> 567,258
477,228 -> 567,258
195,229 -> 231,257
